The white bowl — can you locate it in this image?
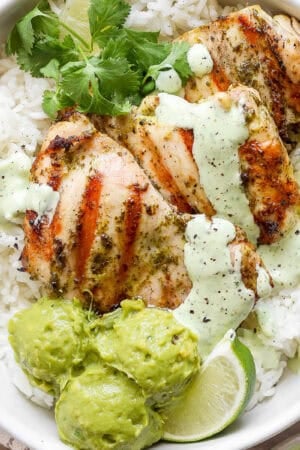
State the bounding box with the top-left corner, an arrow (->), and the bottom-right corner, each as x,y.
0,1 -> 300,449
0,0 -> 40,41
1,361 -> 300,450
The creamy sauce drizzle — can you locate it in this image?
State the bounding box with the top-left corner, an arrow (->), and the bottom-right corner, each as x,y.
258,221 -> 300,290
173,215 -> 256,358
156,44 -> 213,94
187,43 -> 213,78
156,93 -> 259,243
155,93 -> 300,358
0,151 -> 59,228
256,264 -> 273,298
156,68 -> 182,94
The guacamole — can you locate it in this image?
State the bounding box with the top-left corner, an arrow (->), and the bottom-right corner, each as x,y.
95,299 -> 200,407
8,298 -> 93,394
55,364 -> 163,450
9,297 -> 200,449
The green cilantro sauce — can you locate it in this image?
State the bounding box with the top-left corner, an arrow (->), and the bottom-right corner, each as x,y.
256,264 -> 273,298
0,151 -> 59,229
156,68 -> 182,93
258,222 -> 300,290
264,149 -> 300,289
156,93 -> 260,243
187,43 -> 213,77
173,215 -> 257,358
155,44 -> 213,95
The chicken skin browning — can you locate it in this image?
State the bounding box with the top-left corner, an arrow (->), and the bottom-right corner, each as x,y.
22,113 -> 268,312
93,97 -> 214,216
94,86 -> 300,245
22,113 -> 191,312
178,6 -> 300,141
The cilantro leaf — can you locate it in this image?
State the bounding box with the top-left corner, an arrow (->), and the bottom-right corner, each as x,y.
168,42 -> 193,83
16,35 -> 79,77
40,59 -> 60,80
42,88 -> 72,119
100,35 -> 130,60
42,90 -> 62,118
124,29 -> 171,71
60,58 -> 133,115
6,0 -> 59,55
6,0 -> 194,118
125,29 -> 161,44
88,0 -> 130,47
91,57 -> 141,96
100,29 -> 167,71
146,42 -> 192,85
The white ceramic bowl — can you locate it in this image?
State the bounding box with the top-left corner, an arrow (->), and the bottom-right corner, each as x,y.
0,1 -> 300,449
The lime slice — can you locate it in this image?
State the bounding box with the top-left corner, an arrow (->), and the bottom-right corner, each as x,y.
163,329 -> 256,442
58,0 -> 91,46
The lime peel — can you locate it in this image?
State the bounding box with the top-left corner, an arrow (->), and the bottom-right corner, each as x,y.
163,329 -> 256,443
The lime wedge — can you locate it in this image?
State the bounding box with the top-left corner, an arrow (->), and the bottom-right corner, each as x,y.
163,329 -> 256,442
58,0 -> 91,46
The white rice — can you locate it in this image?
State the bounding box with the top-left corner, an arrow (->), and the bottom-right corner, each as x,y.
0,51 -> 53,408
125,0 -> 241,37
0,0 -> 299,414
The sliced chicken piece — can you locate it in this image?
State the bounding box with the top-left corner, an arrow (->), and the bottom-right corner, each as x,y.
22,112 -> 268,312
22,113 -> 190,312
93,98 -> 214,216
95,86 -> 299,245
177,5 -> 300,142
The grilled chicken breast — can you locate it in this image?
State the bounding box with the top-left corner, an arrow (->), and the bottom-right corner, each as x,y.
22,112 -> 268,312
95,86 -> 300,244
93,97 -> 213,216
178,5 -> 300,141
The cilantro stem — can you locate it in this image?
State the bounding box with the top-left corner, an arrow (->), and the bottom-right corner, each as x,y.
43,12 -> 91,50
58,21 -> 91,51
77,44 -> 89,63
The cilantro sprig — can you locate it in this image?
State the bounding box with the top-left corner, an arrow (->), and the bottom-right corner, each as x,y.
6,0 -> 192,118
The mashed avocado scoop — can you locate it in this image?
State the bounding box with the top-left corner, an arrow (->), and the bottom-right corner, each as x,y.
94,299 -> 200,407
55,364 -> 163,450
8,297 -> 94,394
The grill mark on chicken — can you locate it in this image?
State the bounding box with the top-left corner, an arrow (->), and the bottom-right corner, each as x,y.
31,143 -> 64,192
141,128 -> 194,213
22,211 -> 51,268
22,208 -> 62,279
117,183 -> 145,299
93,104 -> 213,216
75,172 -> 103,284
178,129 -> 194,156
238,14 -> 259,45
239,139 -> 299,244
210,61 -> 231,91
23,113 -> 271,312
99,86 -> 299,244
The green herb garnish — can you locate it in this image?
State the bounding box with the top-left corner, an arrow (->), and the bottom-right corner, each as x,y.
6,0 -> 192,118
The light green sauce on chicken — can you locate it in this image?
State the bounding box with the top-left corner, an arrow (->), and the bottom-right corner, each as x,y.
173,215 -> 257,358
258,221 -> 300,290
0,151 -> 59,228
187,43 -> 213,77
155,92 -> 259,243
